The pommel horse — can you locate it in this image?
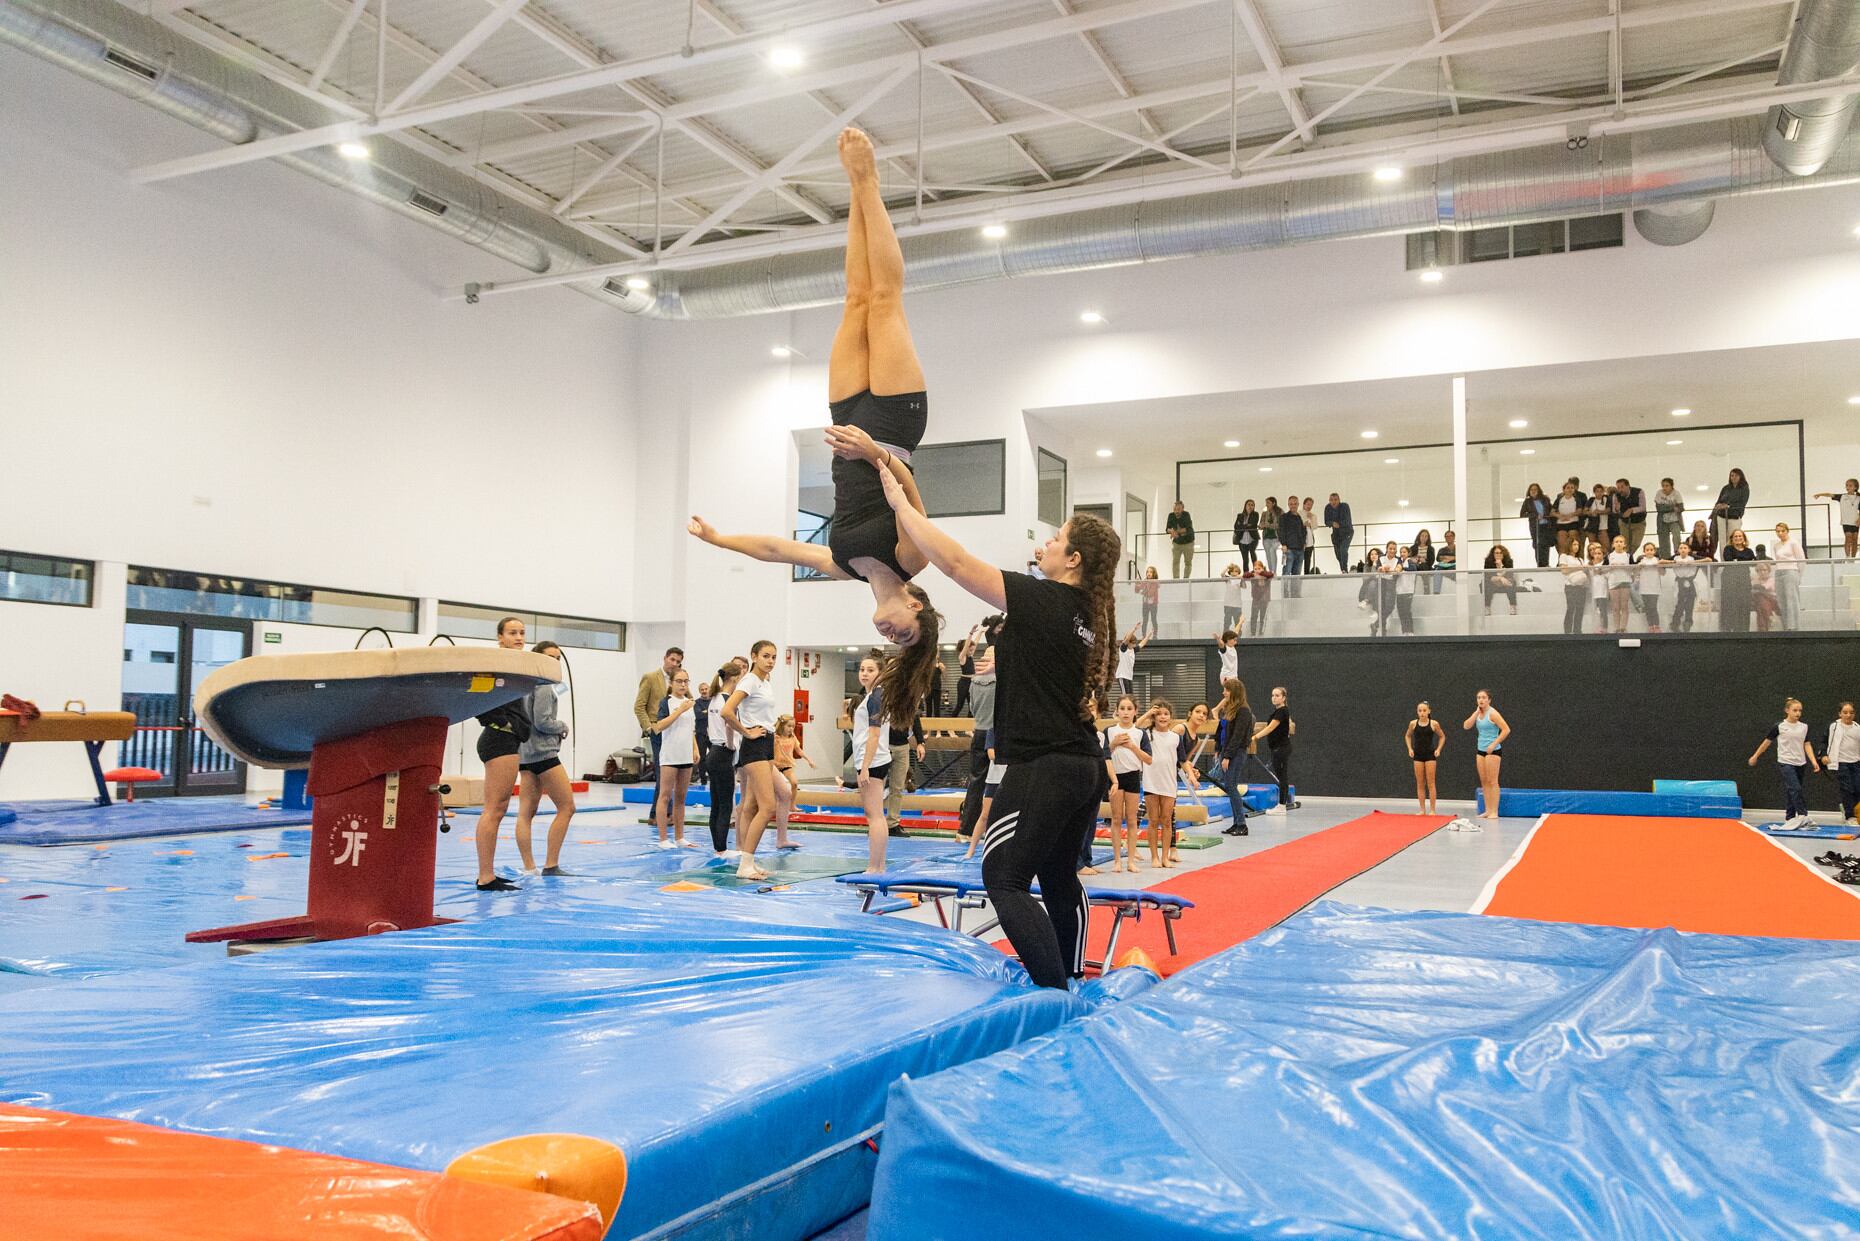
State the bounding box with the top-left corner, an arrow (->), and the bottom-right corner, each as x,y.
186,647 -> 558,945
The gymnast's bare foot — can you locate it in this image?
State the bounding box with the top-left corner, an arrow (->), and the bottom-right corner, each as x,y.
839,126 -> 876,183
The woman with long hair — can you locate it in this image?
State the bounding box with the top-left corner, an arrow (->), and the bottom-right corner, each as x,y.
722,641 -> 782,879
1463,690 -> 1510,820
1713,466 -> 1750,552
874,463 -> 1119,989
849,653 -> 896,875
703,664 -> 741,855
649,667 -> 701,850
1520,483 -> 1554,567
1233,499 -> 1260,566
513,640 -> 577,875
687,127 -> 939,665
1405,701 -> 1444,815
471,617 -> 531,892
1719,527 -> 1757,633
1212,677 -> 1255,837
1260,497 -> 1283,573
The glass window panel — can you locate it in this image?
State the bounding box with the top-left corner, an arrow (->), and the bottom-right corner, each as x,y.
1568,213 -> 1624,251
1466,226 -> 1511,263
439,603 -> 625,651
125,568 -> 415,630
0,551 -> 94,607
1511,220 -> 1566,258
914,440 -> 1006,517
1037,449 -> 1068,527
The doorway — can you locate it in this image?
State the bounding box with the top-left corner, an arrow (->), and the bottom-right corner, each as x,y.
1125,494 -> 1148,578
121,614 -> 250,796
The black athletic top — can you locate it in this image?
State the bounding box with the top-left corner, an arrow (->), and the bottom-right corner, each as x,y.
995,571 -> 1101,764
1410,719 -> 1440,761
475,699 -> 530,740
1267,705 -> 1291,751
828,388 -> 929,583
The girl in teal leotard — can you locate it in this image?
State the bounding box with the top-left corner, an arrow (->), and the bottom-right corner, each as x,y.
1462,690 -> 1511,820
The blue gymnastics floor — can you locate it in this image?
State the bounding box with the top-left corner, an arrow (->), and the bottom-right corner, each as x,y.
0,795 -> 312,844
869,901 -> 1860,1240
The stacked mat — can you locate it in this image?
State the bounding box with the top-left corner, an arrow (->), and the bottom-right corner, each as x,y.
869,901 -> 1860,1239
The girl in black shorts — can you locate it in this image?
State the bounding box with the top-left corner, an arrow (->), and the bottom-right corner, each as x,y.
876,461 -> 1121,990
1103,696 -> 1146,873
471,617 -> 530,891
1404,700 -> 1445,815
687,127 -> 940,710
513,641 -> 576,875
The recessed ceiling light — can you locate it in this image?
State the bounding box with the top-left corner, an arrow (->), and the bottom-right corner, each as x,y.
1258,466 -> 1273,473
1384,457 -> 1400,465
1223,440 -> 1240,448
337,141 -> 370,159
1079,310 -> 1104,324
1695,484 -> 1709,492
1508,418 -> 1528,429
770,346 -> 793,358
1373,165 -> 1403,182
624,275 -> 652,291
769,45 -> 804,70
1397,499 -> 1411,507
1666,439 -> 1683,446
1853,224 -> 1860,238
1360,430 -> 1378,440
981,223 -> 1007,239
1419,269 -> 1444,284
1848,395 -> 1860,405
1519,448 -> 1536,456
1671,407 -> 1691,417
1095,448 -> 1113,458
1514,497 -> 1525,503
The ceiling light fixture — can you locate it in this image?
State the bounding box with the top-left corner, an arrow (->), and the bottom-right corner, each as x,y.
1096,448 -> 1113,458
769,45 -> 804,70
1419,269 -> 1444,284
337,141 -> 370,159
1397,499 -> 1411,507
1666,439 -> 1683,446
1360,430 -> 1378,440
1695,484 -> 1709,492
1671,407 -> 1691,417
1519,448 -> 1536,456
1373,165 -> 1403,182
624,275 -> 652,291
981,223 -> 1008,240
1848,395 -> 1860,406
1508,418 -> 1529,429
1079,310 -> 1105,324
1223,440 -> 1240,448
1258,466 -> 1273,473
770,346 -> 793,358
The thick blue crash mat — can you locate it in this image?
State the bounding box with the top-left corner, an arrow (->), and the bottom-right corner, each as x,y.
1476,787 -> 1741,818
869,901 -> 1860,1241
0,885 -> 1084,1241
0,796 -> 310,845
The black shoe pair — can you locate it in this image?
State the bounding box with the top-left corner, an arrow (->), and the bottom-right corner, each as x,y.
887,825 -> 908,838
1813,851 -> 1858,868
476,875 -> 520,892
1222,824 -> 1249,836
1837,864 -> 1860,886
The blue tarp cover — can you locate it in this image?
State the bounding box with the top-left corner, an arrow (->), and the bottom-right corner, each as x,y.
1476,788 -> 1742,818
0,796 -> 310,845
1,886 -> 1085,1241
869,901 -> 1860,1241
1652,779 -> 1740,798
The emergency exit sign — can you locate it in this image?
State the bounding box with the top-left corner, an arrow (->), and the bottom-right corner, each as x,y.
263,632 -> 282,644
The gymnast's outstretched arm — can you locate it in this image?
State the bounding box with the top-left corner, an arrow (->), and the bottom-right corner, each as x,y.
687,517 -> 849,579
875,466 -> 1006,610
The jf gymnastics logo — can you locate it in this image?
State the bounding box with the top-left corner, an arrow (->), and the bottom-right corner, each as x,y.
330,813 -> 369,867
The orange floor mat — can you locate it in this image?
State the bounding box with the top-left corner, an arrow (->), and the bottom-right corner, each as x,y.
1478,814 -> 1860,940
0,1104 -> 603,1241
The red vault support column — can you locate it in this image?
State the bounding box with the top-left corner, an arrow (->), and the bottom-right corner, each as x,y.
187,716 -> 452,945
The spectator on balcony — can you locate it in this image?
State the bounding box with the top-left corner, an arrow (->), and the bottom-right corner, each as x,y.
1606,535 -> 1634,634
1483,544 -> 1518,615
1395,544 -> 1421,635
1220,563 -> 1246,633
1814,478 -> 1860,559
1753,561 -> 1780,632
1559,543 -> 1590,635
1636,542 -> 1665,634
1232,499 -> 1260,564
1278,493 -> 1307,593
1586,543 -> 1611,633
1372,541 -> 1400,636
1670,545 -> 1701,632
1356,547 -> 1382,614
1685,518 -> 1716,562
1323,492 -> 1354,572
1719,528 -> 1756,633
1411,528 -> 1437,595
1553,480 -> 1585,557
1245,557 -> 1274,636
1260,497 -> 1283,573
1712,467 -> 1750,551
1614,478 -> 1648,560
1435,529 -> 1458,591
1654,478 -> 1686,558
1771,522 -> 1806,631
1585,483 -> 1615,558
1300,498 -> 1320,574
1136,567 -> 1160,639
1166,500 -> 1196,578
1521,484 -> 1555,567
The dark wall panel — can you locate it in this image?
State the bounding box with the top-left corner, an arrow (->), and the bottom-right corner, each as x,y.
1138,636 -> 1859,810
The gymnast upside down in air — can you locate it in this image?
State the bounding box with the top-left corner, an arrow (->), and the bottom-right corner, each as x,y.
690,126 -> 942,680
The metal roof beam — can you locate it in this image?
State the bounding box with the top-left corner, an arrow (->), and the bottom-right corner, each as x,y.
1234,0 -> 1314,144
385,0 -> 530,114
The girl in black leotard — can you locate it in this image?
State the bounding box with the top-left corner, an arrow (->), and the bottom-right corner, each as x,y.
470,617 -> 531,891
1405,701 -> 1445,815
688,127 -> 941,719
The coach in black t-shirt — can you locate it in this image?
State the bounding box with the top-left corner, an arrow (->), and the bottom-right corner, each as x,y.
871,464 -> 1120,989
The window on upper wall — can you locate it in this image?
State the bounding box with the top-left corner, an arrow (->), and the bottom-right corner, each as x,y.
914,440 -> 1007,517
1037,449 -> 1068,527
438,602 -> 627,652
126,567 -> 417,630
0,551 -> 94,607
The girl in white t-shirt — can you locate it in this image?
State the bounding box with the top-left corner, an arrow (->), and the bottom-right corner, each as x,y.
722,641 -> 783,879
1586,543 -> 1610,633
1559,548 -> 1589,635
1634,542 -> 1664,634
1114,625 -> 1146,695
650,669 -> 701,849
1220,563 -> 1246,633
1813,479 -> 1860,560
1135,700 -> 1197,868
1102,696 -> 1147,873
849,653 -> 894,875
1668,545 -> 1699,632
1213,629 -> 1240,682
1748,697 -> 1820,827
1605,535 -> 1634,634
1827,701 -> 1860,825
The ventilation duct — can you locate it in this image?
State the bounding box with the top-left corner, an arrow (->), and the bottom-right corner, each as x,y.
1762,0 -> 1860,175
0,0 -> 653,312
1633,201 -> 1716,246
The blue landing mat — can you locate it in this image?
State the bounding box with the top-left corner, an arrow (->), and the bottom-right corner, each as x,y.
870,901 -> 1860,1241
2,887 -> 1085,1241
1476,787 -> 1742,818
1757,821 -> 1859,840
0,796 -> 310,845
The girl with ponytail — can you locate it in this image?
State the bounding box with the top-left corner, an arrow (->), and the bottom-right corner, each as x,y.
874,463 -> 1121,990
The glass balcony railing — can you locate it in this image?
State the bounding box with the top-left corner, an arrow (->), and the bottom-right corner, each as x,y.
1122,558 -> 1860,641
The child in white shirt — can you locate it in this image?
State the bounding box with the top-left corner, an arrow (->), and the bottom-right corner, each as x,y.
1634,542 -> 1664,634
1748,697 -> 1820,827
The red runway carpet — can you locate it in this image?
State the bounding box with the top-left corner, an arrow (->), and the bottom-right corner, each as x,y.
1062,811 -> 1450,976
1478,814 -> 1860,940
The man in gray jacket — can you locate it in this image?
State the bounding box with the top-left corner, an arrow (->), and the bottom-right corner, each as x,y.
955,646 -> 997,841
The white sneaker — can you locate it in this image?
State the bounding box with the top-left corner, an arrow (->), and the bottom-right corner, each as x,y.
521,866 -> 540,876
721,849 -> 741,859
1264,803 -> 1287,816
655,839 -> 676,850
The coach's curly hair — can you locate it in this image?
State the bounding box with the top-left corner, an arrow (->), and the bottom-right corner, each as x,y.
875,584 -> 945,726
1062,512 -> 1122,723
